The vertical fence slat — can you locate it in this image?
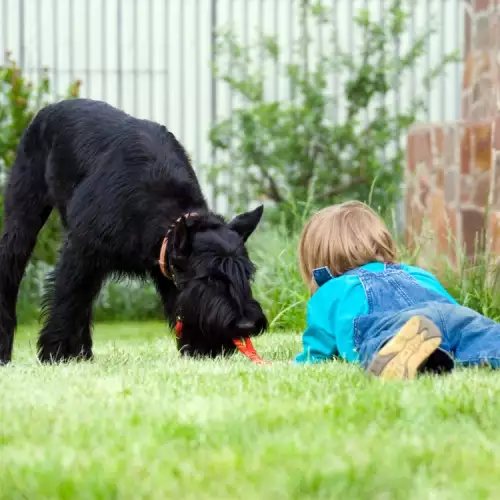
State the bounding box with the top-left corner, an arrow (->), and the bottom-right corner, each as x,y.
440,1 -> 446,122
317,0 -> 323,62
379,0 -> 386,164
289,0 -> 295,101
2,0 -> 8,61
148,0 -> 154,118
394,0 -> 402,233
244,0 -> 249,61
456,0 -> 461,119
394,7 -> 401,143
179,0 -> 185,140
101,0 -> 107,101
259,0 -> 264,74
133,0 -> 138,115
36,0 -> 42,81
210,0 -> 218,211
332,0 -> 338,123
53,0 -> 59,100
364,0 -> 369,126
19,0 -> 25,69
425,0 -> 431,121
195,0 -> 201,170
117,0 -> 123,109
164,0 -> 169,124
69,0 -> 74,82
410,1 -> 416,114
242,0 -> 250,208
85,0 -> 91,97
228,0 -> 234,213
274,0 -> 279,100
301,0 -> 309,73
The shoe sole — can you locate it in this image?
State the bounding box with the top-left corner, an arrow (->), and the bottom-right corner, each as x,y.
366,315 -> 442,380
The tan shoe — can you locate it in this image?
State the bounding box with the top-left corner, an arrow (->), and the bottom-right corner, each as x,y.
366,316 -> 442,380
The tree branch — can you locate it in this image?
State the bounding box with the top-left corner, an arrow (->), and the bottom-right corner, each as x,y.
316,176 -> 368,201
252,155 -> 284,204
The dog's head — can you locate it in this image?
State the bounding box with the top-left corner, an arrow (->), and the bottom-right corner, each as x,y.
166,205 -> 268,357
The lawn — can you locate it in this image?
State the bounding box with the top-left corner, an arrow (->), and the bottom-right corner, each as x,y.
2,323 -> 500,500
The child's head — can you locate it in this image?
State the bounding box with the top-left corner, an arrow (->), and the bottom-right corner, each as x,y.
299,201 -> 398,293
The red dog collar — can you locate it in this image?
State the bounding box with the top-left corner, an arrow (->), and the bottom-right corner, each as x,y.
158,212 -> 199,279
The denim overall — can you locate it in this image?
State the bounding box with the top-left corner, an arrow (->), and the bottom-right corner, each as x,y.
345,263 -> 500,371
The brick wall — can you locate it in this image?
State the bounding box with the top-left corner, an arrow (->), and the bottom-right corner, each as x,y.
405,0 -> 500,265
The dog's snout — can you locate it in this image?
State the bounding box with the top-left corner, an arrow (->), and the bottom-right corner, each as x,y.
235,319 -> 256,333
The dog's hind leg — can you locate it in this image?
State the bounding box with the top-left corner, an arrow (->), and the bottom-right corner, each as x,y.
0,149 -> 53,364
37,238 -> 107,363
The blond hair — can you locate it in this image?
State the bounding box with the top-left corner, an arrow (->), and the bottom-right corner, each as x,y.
298,201 -> 398,293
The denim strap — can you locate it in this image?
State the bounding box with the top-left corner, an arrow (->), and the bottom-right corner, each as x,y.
312,266 -> 334,287
313,262 -> 399,287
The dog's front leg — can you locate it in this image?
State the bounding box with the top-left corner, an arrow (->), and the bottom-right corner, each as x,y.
37,239 -> 106,363
150,268 -> 193,354
151,268 -> 179,329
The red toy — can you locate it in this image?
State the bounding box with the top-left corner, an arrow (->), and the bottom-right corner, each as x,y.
175,320 -> 271,365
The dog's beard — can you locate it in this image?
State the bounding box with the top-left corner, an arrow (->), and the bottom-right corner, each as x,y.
175,281 -> 237,341
176,281 -> 267,342
173,282 -> 237,358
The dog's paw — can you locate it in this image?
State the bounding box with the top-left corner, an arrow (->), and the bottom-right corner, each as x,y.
37,341 -> 70,364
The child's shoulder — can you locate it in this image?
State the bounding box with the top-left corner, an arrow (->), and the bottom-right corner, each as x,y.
399,263 -> 440,280
309,271 -> 364,308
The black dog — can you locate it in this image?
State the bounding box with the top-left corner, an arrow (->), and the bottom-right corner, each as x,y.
0,98 -> 268,364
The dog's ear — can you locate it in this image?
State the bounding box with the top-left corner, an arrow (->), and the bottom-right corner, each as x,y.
228,205 -> 264,242
171,217 -> 194,256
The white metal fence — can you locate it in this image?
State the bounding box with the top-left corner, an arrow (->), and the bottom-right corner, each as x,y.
1,0 -> 464,214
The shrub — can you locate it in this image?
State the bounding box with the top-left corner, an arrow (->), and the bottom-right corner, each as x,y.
248,225 -> 309,332
0,52 -> 81,264
207,0 -> 459,231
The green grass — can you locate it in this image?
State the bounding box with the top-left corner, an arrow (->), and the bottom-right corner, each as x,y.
2,323 -> 500,500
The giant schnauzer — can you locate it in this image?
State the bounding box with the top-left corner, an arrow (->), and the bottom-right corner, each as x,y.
0,98 -> 268,364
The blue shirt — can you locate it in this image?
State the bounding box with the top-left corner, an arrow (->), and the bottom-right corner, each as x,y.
295,262 -> 458,364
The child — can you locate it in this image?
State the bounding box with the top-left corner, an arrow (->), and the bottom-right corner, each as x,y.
295,200 -> 500,380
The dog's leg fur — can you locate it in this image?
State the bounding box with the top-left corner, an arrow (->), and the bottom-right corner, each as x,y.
0,149 -> 53,364
79,302 -> 96,361
37,239 -> 106,363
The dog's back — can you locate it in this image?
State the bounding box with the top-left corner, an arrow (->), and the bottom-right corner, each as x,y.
20,98 -> 202,220
30,99 -> 165,187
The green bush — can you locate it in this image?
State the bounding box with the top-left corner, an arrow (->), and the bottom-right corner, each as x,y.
15,261 -> 163,324
207,0 -> 459,231
93,279 -> 162,323
0,53 -> 81,264
248,225 -> 309,332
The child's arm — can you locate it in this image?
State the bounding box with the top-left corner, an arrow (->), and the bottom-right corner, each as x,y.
295,297 -> 338,364
294,275 -> 368,364
295,322 -> 338,363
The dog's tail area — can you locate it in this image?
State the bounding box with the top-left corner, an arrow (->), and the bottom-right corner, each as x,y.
0,123 -> 53,363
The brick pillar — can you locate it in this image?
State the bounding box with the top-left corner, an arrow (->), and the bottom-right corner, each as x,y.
462,0 -> 500,121
405,0 -> 500,266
